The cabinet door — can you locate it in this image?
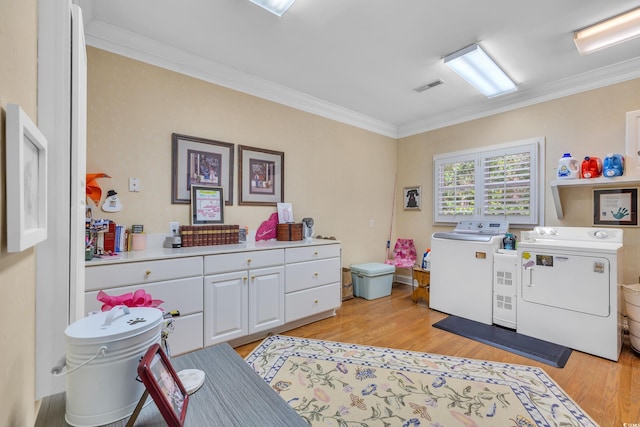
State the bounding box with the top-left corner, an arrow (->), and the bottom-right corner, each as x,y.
204,271 -> 248,346
249,266 -> 284,334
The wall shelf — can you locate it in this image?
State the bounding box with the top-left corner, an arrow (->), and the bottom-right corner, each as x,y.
550,176 -> 640,219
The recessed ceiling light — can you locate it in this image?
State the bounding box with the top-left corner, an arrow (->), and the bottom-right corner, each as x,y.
249,0 -> 296,17
574,7 -> 640,55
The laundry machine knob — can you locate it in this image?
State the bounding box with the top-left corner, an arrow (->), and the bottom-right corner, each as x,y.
594,230 -> 609,239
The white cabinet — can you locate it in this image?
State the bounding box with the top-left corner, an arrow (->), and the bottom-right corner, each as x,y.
84,256 -> 204,356
203,250 -> 285,346
285,245 -> 341,322
85,240 -> 341,351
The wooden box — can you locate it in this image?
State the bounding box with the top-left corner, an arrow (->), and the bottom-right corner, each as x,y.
277,223 -> 303,241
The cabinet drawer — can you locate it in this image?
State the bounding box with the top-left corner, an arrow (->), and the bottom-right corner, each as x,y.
204,249 -> 283,274
285,244 -> 340,263
285,283 -> 341,323
85,276 -> 203,315
285,257 -> 341,293
85,256 -> 202,291
168,312 -> 203,356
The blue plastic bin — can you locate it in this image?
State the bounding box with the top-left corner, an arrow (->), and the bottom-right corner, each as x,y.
350,263 -> 395,300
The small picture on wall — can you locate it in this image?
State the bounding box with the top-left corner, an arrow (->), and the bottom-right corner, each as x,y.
403,186 -> 421,210
593,188 -> 638,226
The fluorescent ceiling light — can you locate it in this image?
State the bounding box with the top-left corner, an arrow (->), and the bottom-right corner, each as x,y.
249,0 -> 296,17
574,7 -> 640,55
444,44 -> 517,98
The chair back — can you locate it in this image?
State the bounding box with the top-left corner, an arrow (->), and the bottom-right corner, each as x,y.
390,238 -> 417,265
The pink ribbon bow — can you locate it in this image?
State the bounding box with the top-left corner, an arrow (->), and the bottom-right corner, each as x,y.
97,289 -> 164,312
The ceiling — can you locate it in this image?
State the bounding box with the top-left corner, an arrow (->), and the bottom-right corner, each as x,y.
76,0 -> 640,138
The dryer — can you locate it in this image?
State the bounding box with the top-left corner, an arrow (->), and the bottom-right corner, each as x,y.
517,226 -> 624,361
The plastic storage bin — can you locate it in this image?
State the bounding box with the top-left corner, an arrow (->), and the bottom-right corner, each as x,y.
351,263 -> 395,300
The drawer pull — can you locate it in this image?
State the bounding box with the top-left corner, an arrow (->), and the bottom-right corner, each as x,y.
314,272 -> 319,277
145,270 -> 151,276
243,277 -> 248,282
247,258 -> 252,264
314,300 -> 319,304
251,276 -> 255,280
314,251 -> 318,256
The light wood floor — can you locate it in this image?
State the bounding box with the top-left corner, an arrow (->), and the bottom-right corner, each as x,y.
236,283 -> 640,427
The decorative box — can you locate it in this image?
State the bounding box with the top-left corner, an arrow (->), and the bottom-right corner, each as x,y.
277,223 -> 303,241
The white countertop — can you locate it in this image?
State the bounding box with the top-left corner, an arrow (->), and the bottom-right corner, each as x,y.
86,238 -> 340,266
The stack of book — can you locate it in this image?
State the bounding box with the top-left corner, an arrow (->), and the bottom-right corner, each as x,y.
180,225 -> 240,247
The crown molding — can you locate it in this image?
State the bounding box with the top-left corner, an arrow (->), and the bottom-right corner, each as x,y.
83,20 -> 399,138
397,56 -> 640,138
83,18 -> 640,140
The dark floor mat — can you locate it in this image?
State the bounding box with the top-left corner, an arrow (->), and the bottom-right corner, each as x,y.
433,315 -> 572,368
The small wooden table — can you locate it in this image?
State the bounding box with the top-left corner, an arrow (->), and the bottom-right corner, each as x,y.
412,267 -> 430,304
35,343 -> 307,427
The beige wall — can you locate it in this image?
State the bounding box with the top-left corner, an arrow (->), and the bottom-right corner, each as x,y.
0,0 -> 39,425
86,47 -> 397,266
397,79 -> 640,284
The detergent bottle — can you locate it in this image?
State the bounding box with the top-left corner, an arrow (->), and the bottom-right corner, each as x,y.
557,153 -> 579,179
603,153 -> 624,177
581,156 -> 602,178
422,248 -> 431,270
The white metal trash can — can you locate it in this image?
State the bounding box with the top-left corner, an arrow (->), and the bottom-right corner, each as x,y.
63,306 -> 163,426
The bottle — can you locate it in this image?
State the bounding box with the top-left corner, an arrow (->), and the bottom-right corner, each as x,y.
423,249 -> 432,271
503,233 -> 516,251
557,153 -> 579,179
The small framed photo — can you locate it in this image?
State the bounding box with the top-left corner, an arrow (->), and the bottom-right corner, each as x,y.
137,343 -> 189,427
191,186 -> 224,225
6,103 -> 48,252
593,188 -> 638,226
277,203 -> 294,223
238,145 -> 284,206
172,133 -> 234,205
403,186 -> 422,211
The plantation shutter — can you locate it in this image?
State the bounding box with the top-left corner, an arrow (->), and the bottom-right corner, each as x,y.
481,143 -> 537,224
434,153 -> 476,221
433,138 -> 542,225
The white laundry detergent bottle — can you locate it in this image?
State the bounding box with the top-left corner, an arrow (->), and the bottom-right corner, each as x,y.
557,153 -> 579,179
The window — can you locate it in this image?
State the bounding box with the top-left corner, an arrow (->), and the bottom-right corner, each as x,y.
433,137 -> 544,226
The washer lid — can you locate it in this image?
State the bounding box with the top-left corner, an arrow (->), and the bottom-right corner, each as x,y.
65,306 -> 163,344
432,232 -> 501,242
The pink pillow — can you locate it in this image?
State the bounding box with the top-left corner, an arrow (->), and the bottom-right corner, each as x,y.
256,212 -> 279,241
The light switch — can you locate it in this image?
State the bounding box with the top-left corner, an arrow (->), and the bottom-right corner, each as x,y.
129,177 -> 140,192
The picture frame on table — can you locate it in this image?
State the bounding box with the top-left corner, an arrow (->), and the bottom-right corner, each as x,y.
238,145 -> 284,206
136,343 -> 189,427
403,186 -> 422,210
593,188 -> 638,226
6,103 -> 48,252
191,185 -> 225,225
172,133 -> 234,205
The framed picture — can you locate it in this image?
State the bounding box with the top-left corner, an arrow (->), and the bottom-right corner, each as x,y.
191,186 -> 224,224
593,188 -> 638,226
403,186 -> 422,210
137,343 -> 189,427
172,133 -> 234,205
238,145 -> 284,206
277,202 -> 294,223
6,103 -> 48,252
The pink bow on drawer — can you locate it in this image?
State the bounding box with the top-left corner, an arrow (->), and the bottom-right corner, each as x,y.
97,289 -> 164,312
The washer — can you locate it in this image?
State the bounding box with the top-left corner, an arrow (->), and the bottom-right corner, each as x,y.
430,221 -> 508,325
517,226 -> 624,361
